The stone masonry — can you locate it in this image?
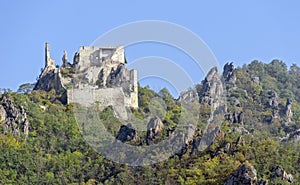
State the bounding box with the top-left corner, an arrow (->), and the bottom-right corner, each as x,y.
34,43 -> 138,120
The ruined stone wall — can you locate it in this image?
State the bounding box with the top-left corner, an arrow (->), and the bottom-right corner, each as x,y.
36,43 -> 138,118
74,46 -> 125,71
67,87 -> 133,120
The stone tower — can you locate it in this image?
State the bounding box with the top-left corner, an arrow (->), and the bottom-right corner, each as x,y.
45,42 -> 55,67
36,43 -> 138,120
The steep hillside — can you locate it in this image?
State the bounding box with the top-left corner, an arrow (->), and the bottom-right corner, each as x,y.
0,60 -> 300,184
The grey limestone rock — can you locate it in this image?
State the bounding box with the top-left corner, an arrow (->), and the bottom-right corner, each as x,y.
285,97 -> 293,123
0,95 -> 29,139
116,123 -> 137,142
271,165 -> 293,183
224,164 -> 257,185
267,90 -> 280,121
223,62 -> 236,83
146,116 -> 164,144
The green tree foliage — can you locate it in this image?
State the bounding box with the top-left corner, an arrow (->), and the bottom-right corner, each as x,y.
17,83 -> 35,94
0,60 -> 300,184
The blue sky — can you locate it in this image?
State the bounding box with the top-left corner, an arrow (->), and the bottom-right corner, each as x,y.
1,1 -> 300,92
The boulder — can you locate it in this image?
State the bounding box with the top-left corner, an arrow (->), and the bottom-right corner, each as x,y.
271,165 -> 293,183
116,123 -> 137,142
146,116 -> 164,144
224,164 -> 257,185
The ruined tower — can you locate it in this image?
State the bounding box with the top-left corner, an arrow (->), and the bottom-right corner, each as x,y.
35,43 -> 138,120
45,42 -> 55,67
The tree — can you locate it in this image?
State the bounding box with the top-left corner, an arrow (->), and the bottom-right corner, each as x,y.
17,83 -> 35,94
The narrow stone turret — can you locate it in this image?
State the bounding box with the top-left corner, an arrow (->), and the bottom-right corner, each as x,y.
45,42 -> 55,67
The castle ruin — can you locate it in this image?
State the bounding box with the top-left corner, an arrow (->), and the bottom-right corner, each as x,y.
34,43 -> 138,120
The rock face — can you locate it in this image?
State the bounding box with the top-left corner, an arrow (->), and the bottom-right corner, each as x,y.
223,62 -> 236,83
271,165 -> 293,183
35,43 -> 138,120
62,50 -> 72,68
224,164 -> 257,185
146,116 -> 164,144
0,95 -> 29,139
281,129 -> 300,143
199,67 -> 224,109
179,89 -> 199,103
233,127 -> 250,135
116,123 -> 137,142
193,127 -> 224,153
34,68 -> 65,92
193,66 -> 226,153
199,67 -> 226,122
226,111 -> 244,124
267,90 -> 280,121
34,42 -> 65,92
251,76 -> 260,84
0,104 -> 6,123
285,98 -> 293,123
257,179 -> 268,185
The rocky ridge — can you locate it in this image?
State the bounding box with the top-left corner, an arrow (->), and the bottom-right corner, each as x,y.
0,94 -> 29,139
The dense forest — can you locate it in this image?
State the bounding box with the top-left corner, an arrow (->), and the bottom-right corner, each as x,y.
0,60 -> 300,184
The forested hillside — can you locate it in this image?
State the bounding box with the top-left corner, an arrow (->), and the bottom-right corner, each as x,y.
0,60 -> 300,184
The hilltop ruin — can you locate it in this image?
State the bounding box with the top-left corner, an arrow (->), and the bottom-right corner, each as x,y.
34,43 -> 138,120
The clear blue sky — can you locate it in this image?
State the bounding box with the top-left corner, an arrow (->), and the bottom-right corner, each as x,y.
1,1 -> 300,91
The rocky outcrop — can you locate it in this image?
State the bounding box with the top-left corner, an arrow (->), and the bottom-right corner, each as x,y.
233,126 -> 250,135
223,62 -> 236,83
257,179 -> 268,185
285,98 -> 293,123
281,129 -> 300,143
192,67 -> 226,153
193,127 -> 224,153
271,165 -> 293,183
251,76 -> 260,84
267,90 -> 280,121
34,43 -> 65,93
0,95 -> 29,139
62,50 -> 72,68
224,164 -> 257,185
0,104 -> 6,123
146,116 -> 164,144
267,90 -> 279,108
34,67 -> 65,92
179,88 -> 199,103
199,67 -> 224,109
199,67 -> 226,123
235,136 -> 245,146
226,111 -> 244,124
116,123 -> 137,142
